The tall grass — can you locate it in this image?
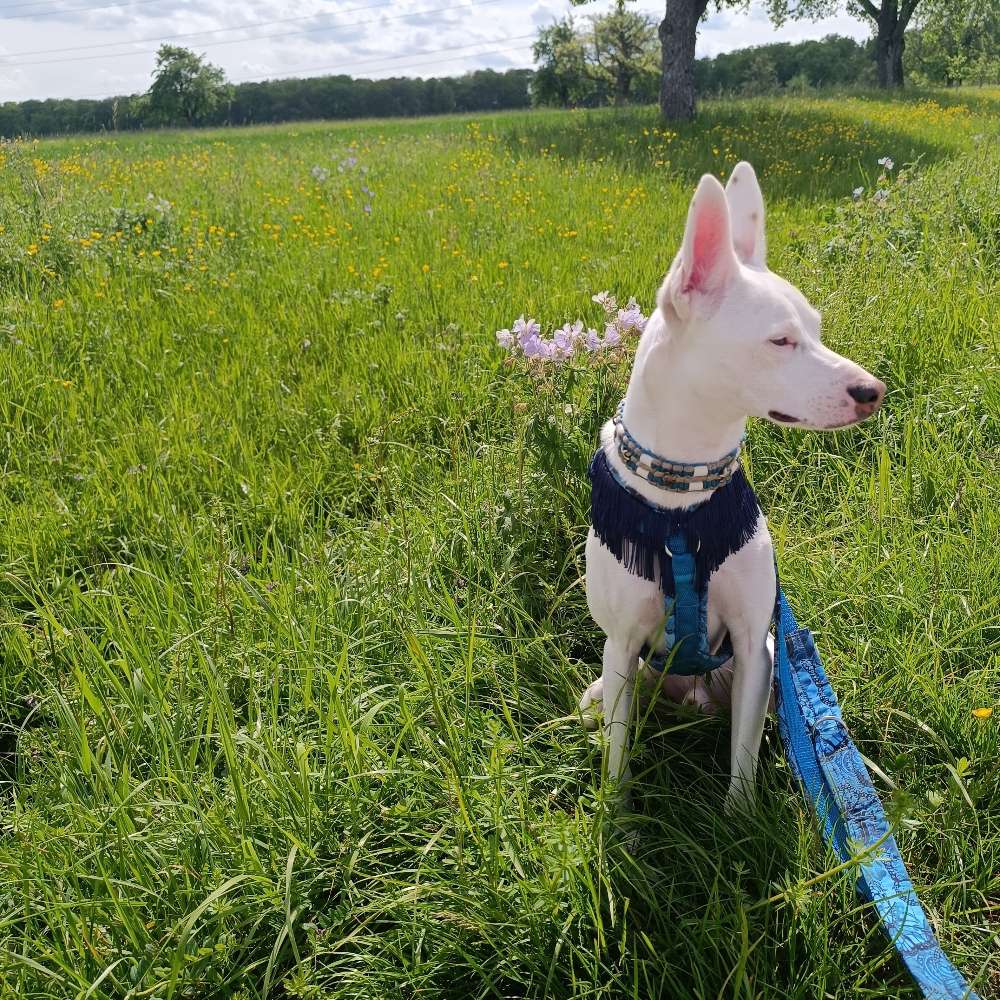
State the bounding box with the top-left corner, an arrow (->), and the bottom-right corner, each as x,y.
0,90 -> 998,998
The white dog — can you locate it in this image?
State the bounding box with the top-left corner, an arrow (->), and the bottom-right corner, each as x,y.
580,162 -> 885,813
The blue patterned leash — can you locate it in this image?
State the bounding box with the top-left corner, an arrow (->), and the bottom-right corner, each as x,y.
774,588 -> 979,1000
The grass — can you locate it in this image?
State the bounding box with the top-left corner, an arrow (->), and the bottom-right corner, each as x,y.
0,88 -> 998,998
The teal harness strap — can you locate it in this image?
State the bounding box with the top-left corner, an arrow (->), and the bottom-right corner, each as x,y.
775,589 -> 980,1000
642,532 -> 733,676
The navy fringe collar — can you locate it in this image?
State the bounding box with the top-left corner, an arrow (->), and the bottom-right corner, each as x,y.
589,448 -> 761,597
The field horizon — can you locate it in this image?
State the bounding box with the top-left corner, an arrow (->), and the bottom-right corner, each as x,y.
1,89 -> 998,998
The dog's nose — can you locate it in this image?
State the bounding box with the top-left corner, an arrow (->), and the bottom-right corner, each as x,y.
846,379 -> 886,421
847,383 -> 883,404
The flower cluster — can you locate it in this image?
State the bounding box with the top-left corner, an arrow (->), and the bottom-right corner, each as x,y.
496,292 -> 647,361
311,156 -> 373,214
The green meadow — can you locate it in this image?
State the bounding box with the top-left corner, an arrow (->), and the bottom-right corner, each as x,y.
0,89 -> 998,998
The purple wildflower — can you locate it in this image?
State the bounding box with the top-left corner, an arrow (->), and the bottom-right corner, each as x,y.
592,291 -> 617,313
616,298 -> 647,334
553,320 -> 584,356
521,334 -> 545,357
512,315 -> 541,349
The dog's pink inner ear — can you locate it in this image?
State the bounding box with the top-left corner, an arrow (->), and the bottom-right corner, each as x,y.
687,198 -> 731,292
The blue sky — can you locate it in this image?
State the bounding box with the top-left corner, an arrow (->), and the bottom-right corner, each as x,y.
0,0 -> 868,102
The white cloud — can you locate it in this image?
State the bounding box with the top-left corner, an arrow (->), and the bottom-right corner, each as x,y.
0,0 -> 870,101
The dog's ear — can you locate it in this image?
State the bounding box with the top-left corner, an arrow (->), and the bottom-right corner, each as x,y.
725,161 -> 766,269
661,174 -> 738,321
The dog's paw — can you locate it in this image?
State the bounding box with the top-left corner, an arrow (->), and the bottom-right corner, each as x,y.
723,779 -> 756,817
578,678 -> 603,730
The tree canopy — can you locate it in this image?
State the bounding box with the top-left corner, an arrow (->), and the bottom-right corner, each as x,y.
532,4 -> 659,107
145,45 -> 232,126
766,0 -> 922,87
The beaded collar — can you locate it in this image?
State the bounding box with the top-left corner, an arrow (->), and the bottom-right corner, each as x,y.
612,401 -> 743,493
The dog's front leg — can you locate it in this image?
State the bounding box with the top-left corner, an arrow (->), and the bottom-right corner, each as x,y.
725,631 -> 773,813
601,637 -> 638,798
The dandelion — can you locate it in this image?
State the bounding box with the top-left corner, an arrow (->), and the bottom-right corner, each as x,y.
972,707 -> 993,720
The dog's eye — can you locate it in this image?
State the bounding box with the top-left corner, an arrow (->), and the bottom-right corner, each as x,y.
769,336 -> 795,348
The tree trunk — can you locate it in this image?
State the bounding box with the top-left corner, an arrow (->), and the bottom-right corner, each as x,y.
875,7 -> 906,88
659,0 -> 709,121
614,67 -> 631,106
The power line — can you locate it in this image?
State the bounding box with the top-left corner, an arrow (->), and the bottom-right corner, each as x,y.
0,0 -> 510,67
236,42 -> 532,92
2,0 -> 395,59
2,0 -> 169,22
67,33 -> 535,100
228,34 -> 534,85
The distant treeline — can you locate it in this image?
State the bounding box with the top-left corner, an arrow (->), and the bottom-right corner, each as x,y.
0,67 -> 533,139
695,35 -> 876,93
0,31 -> 986,140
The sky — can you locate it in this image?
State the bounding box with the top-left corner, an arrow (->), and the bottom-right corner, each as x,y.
0,0 -> 869,103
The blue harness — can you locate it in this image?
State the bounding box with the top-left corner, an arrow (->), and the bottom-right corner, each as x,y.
640,530 -> 733,675
590,445 -> 980,999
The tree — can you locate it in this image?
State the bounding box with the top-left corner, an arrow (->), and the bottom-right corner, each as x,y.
765,0 -> 937,88
587,1 -> 659,105
563,0 -> 719,119
532,18 -> 592,106
532,5 -> 658,107
908,0 -> 1000,85
147,45 -> 231,126
740,51 -> 780,93
658,0 -> 713,119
